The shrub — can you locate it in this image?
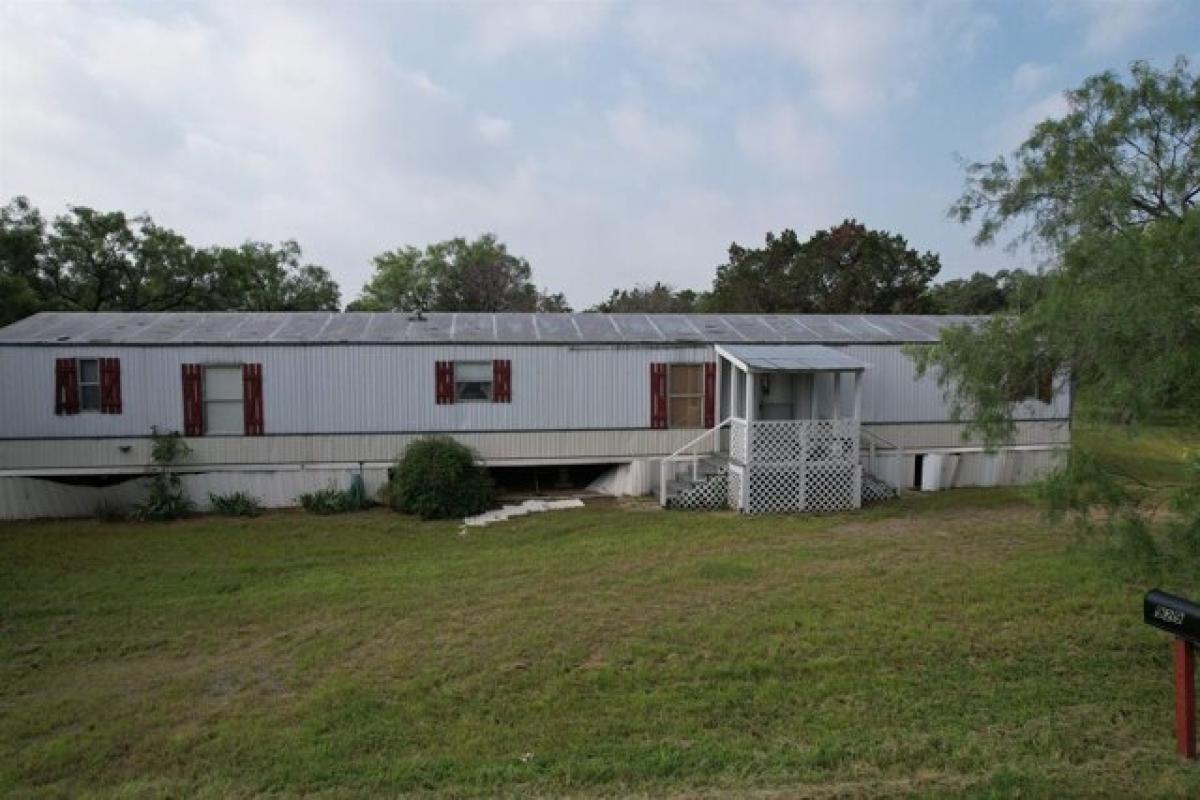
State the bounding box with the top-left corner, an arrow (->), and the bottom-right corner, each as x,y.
209,491 -> 263,517
384,437 -> 494,519
133,428 -> 194,522
298,479 -> 371,515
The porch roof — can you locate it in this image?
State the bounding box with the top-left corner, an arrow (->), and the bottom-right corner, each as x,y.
715,343 -> 869,373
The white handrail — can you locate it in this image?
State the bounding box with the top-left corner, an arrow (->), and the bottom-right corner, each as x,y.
859,428 -> 905,484
659,416 -> 732,506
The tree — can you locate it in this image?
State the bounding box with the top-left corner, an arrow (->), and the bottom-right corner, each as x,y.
915,57 -> 1200,564
0,196 -> 342,321
953,57 -> 1200,250
922,59 -> 1200,434
927,268 -> 1047,315
0,197 -> 46,326
201,241 -> 340,311
709,220 -> 941,313
588,281 -> 704,313
349,234 -> 571,312
38,206 -> 205,311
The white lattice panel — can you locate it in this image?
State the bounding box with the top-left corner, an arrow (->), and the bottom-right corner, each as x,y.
803,463 -> 861,512
744,463 -> 805,514
739,463 -> 862,515
860,471 -> 899,505
667,470 -> 729,510
726,418 -> 863,514
750,421 -> 806,463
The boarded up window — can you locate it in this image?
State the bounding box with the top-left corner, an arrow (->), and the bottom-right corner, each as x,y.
668,364 -> 703,428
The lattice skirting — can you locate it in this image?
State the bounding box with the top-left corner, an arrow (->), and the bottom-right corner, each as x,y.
739,462 -> 862,515
666,470 -> 730,510
860,471 -> 899,505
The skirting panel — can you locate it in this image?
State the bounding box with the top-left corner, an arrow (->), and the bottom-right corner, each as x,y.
0,468 -> 388,521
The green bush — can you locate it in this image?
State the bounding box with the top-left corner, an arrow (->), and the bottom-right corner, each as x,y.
384,437 -> 494,519
209,491 -> 263,517
298,479 -> 371,515
133,428 -> 195,522
133,473 -> 195,521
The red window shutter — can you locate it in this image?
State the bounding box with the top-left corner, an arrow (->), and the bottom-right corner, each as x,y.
435,361 -> 455,404
1037,369 -> 1054,404
492,359 -> 511,403
703,362 -> 716,428
55,358 -> 80,415
100,358 -> 122,414
243,363 -> 264,436
181,364 -> 203,436
650,363 -> 668,429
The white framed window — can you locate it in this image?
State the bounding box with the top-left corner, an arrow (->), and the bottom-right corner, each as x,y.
668,363 -> 703,428
203,365 -> 243,434
78,358 -> 101,412
454,361 -> 493,402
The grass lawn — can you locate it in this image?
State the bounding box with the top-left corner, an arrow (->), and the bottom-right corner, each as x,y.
3,433 -> 1199,797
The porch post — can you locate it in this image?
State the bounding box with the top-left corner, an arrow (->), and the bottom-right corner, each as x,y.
832,372 -> 841,420
852,371 -> 862,420
714,355 -> 724,422
744,368 -> 756,422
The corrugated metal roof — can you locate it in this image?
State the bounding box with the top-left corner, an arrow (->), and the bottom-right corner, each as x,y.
716,344 -> 870,372
0,312 -> 979,345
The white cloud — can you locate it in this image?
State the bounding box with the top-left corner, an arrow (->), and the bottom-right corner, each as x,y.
405,70 -> 451,100
625,0 -> 995,115
992,92 -> 1071,153
477,114 -> 513,144
461,0 -> 613,60
0,2 -> 546,300
1052,0 -> 1169,52
605,106 -> 699,166
735,106 -> 835,178
1010,62 -> 1054,96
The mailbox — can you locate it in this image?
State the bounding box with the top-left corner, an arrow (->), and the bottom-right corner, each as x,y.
1144,589 -> 1199,760
1144,590 -> 1200,645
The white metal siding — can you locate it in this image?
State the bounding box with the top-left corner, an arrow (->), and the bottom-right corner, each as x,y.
0,344 -> 712,438
836,345 -> 1071,423
0,430 -> 715,472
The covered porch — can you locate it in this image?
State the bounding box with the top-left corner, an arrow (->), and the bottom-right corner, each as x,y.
719,344 -> 867,514
660,344 -> 871,514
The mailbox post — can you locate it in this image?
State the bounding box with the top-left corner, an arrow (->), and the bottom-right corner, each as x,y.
1143,590 -> 1200,760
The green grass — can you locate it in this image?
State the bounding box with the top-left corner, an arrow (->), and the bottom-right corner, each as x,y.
1075,418 -> 1200,487
3,485 -> 1199,798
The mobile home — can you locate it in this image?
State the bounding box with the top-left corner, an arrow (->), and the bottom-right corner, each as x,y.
0,312 -> 1070,519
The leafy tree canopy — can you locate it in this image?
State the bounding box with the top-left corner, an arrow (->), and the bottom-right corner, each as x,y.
588,281 -> 704,313
200,241 -> 340,312
953,57 -> 1199,250
926,268 -> 1047,315
919,58 -> 1200,437
916,58 -> 1200,563
349,234 -> 570,312
709,220 -> 941,314
0,196 -> 340,324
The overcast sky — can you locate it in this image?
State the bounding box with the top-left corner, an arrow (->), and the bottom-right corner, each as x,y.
1,1 -> 1196,309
